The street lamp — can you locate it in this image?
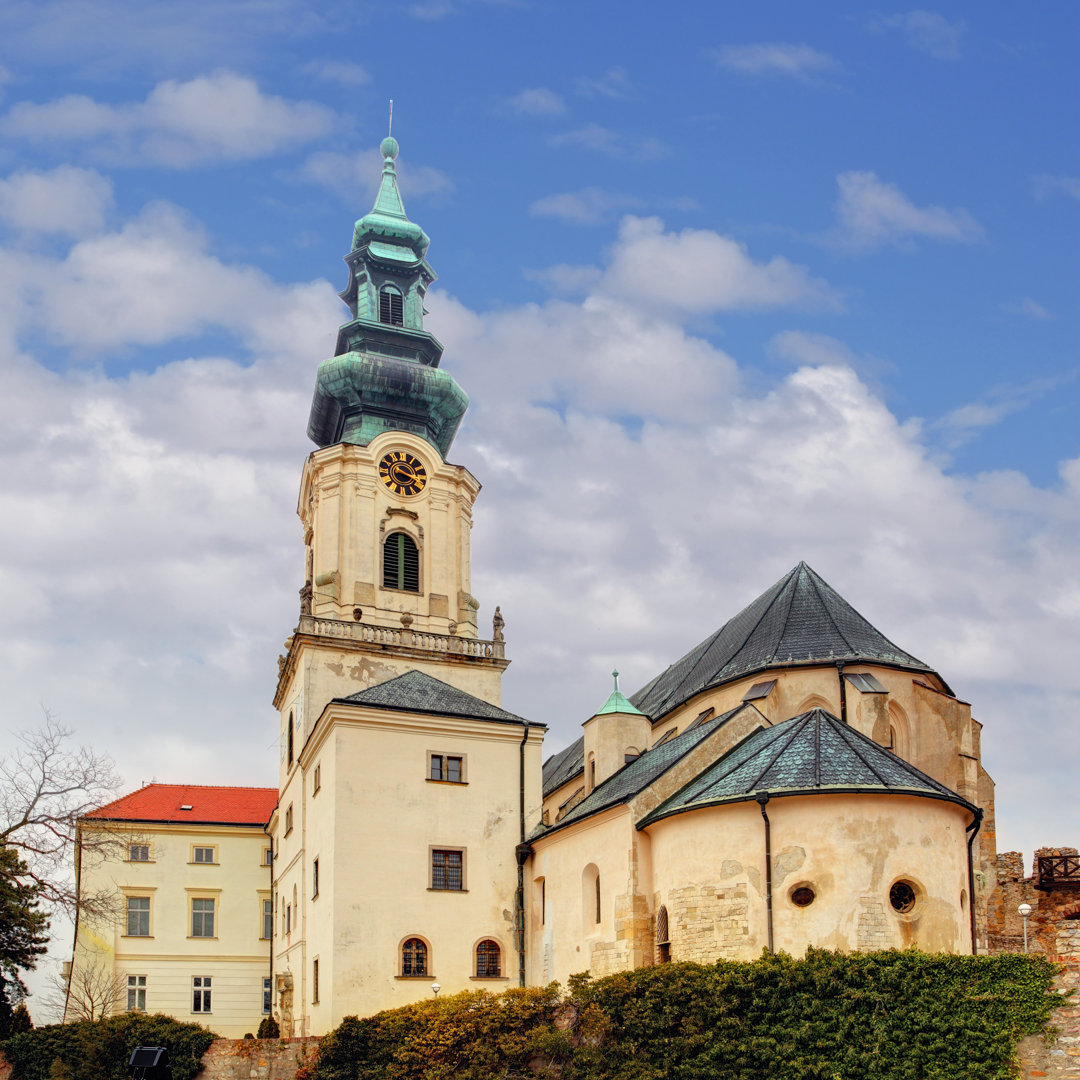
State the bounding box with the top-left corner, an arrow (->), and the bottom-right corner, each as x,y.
1018,902 -> 1033,954
431,983 -> 441,997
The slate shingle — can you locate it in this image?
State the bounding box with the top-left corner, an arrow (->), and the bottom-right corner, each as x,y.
630,562 -> 941,721
339,670 -> 534,725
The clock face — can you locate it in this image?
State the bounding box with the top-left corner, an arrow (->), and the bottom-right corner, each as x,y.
379,451 -> 427,496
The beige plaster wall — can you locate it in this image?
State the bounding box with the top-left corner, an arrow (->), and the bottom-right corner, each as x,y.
582,709 -> 651,792
70,822 -> 272,1038
647,792 -> 974,960
299,432 -> 480,636
270,704 -> 544,1033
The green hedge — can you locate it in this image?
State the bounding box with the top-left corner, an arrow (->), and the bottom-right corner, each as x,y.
2,1013 -> 215,1080
304,950 -> 1062,1080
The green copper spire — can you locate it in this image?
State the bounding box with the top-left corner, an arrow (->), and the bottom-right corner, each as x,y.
306,135 -> 468,457
595,669 -> 646,716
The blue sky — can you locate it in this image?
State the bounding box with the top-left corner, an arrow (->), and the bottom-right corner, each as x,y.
2,1 -> 1079,1002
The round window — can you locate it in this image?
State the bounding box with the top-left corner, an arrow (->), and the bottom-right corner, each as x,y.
791,886 -> 815,907
890,881 -> 917,913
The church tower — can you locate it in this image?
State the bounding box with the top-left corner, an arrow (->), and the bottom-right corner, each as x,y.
268,138 -> 544,1036
274,135 -> 508,744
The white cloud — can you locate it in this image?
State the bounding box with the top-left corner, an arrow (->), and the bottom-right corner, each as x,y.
300,148 -> 454,203
596,216 -> 837,313
302,60 -> 370,86
550,124 -> 667,161
873,11 -> 965,60
712,42 -> 837,79
2,72 -> 335,166
1033,174 -> 1080,202
507,88 -> 566,116
1006,298 -> 1052,320
0,166 -> 113,235
529,187 -> 643,225
574,66 -> 633,99
934,378 -> 1063,449
832,170 -> 983,250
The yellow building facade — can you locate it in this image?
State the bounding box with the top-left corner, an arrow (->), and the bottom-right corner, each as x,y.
67,785 -> 277,1037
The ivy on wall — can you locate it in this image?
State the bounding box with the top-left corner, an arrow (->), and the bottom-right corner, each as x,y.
305,950 -> 1062,1080
2,1013 -> 215,1080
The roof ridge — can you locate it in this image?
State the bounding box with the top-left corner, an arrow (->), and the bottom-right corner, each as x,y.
829,714 -> 892,785
746,710 -> 813,791
721,565 -> 800,679
803,566 -> 858,656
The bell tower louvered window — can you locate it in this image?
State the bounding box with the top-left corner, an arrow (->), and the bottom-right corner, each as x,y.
383,532 -> 420,592
379,286 -> 404,326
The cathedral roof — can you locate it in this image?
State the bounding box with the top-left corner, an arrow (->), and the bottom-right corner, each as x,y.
338,669 -> 537,727
630,562 -> 942,720
542,736 -> 585,794
639,709 -> 975,827
84,784 -> 278,826
533,704 -> 753,838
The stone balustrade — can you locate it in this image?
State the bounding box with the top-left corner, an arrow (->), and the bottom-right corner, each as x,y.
298,614 -> 505,660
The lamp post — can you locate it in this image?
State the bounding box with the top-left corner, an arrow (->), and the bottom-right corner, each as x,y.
431,983 -> 441,998
1018,902 -> 1033,954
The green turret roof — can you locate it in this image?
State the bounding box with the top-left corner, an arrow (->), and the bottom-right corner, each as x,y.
306,135 -> 467,457
594,669 -> 646,716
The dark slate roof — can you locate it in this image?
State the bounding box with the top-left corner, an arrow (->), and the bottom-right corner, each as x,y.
640,708 -> 975,826
630,562 -> 942,720
337,670 -> 536,726
543,736 -> 585,795
532,705 -> 752,839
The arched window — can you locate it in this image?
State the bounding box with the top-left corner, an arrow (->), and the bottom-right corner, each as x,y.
656,904 -> 670,963
587,753 -> 596,792
475,939 -> 501,977
401,937 -> 427,976
287,712 -> 294,767
582,863 -> 600,932
379,285 -> 404,326
383,532 -> 419,592
888,702 -> 911,759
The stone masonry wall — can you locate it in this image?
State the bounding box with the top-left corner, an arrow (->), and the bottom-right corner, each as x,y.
198,1038 -> 320,1080
989,846 -> 1080,1079
668,882 -> 750,961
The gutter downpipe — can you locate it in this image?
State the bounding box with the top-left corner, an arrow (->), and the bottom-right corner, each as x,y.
837,662 -> 848,724
265,820 -> 274,1024
756,792 -> 774,954
516,719 -> 531,987
965,807 -> 984,955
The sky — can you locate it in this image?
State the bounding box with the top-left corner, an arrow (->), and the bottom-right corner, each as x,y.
2,0 -> 1079,1005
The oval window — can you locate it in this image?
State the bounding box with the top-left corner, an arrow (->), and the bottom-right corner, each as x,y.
791,886 -> 815,907
890,881 -> 917,913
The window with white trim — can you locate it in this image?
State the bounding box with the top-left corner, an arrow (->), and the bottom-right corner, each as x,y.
192,976 -> 212,1013
126,896 -> 150,937
128,844 -> 150,862
127,975 -> 146,1011
191,898 -> 215,938
193,846 -> 215,864
262,976 -> 272,1014
262,899 -> 272,939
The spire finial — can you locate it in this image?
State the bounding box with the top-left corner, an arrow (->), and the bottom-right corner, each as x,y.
388,98 -> 393,137
612,668 -> 620,692
381,100 -> 399,161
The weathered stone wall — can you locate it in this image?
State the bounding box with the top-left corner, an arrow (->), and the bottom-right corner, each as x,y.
198,1037 -> 320,1080
989,846 -> 1080,1078
667,882 -> 750,961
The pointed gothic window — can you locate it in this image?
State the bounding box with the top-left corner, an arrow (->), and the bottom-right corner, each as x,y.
383,532 -> 420,592
379,286 -> 404,326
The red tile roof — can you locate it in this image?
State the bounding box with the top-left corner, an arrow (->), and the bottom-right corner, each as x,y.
84,784 -> 277,826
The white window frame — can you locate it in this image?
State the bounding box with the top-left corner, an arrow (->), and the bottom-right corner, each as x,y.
127,974 -> 146,1011
192,976 -> 212,1013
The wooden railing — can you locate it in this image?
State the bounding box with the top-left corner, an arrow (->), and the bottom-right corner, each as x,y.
298,615 -> 505,660
1036,854 -> 1080,890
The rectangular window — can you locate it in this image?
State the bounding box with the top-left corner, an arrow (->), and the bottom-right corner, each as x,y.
431,849 -> 464,891
285,805 -> 293,835
262,899 -> 272,940
127,975 -> 146,1011
312,959 -> 319,1004
313,765 -> 321,794
312,859 -> 319,899
126,896 -> 150,937
263,847 -> 273,866
263,977 -> 272,1015
128,844 -> 150,862
191,898 -> 215,938
429,754 -> 464,783
193,846 -> 215,864
192,976 -> 212,1013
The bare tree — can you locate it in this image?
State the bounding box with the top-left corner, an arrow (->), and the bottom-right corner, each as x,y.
50,951 -> 127,1021
0,712 -> 123,921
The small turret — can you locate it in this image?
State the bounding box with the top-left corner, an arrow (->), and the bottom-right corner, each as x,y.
582,670 -> 651,791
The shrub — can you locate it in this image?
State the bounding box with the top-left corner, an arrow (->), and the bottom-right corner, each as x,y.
2,1012 -> 214,1080
256,1016 -> 279,1039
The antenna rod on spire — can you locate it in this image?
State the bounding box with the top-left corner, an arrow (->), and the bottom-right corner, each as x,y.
388,99 -> 393,137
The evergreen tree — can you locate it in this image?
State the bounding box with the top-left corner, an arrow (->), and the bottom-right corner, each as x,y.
0,844 -> 50,1037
